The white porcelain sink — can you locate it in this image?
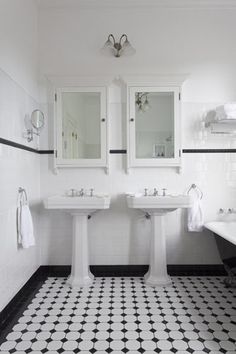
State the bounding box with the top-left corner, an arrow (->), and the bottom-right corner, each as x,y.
127,195 -> 192,214
44,194 -> 111,288
127,194 -> 193,287
44,195 -> 110,213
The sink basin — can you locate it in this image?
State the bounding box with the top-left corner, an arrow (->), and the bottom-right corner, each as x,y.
127,195 -> 192,214
44,194 -> 111,288
44,195 -> 110,213
127,193 -> 193,287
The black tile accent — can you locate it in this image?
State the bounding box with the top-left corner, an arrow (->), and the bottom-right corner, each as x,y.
2,136 -> 236,155
182,148 -> 236,153
39,264 -> 226,278
0,137 -> 54,154
0,137 -> 40,153
167,264 -> 226,276
38,149 -> 54,154
91,265 -> 149,277
109,149 -> 127,154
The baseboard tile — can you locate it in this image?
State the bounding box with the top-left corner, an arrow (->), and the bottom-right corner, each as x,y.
39,264 -> 226,277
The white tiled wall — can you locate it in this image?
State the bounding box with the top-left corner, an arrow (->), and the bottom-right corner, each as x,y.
0,0 -> 41,312
39,116 -> 236,266
38,2 -> 236,267
0,69 -> 41,311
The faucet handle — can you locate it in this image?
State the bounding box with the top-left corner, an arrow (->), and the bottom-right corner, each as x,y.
69,188 -> 77,197
79,188 -> 84,196
90,188 -> 94,197
162,188 -> 167,196
153,188 -> 158,196
144,188 -> 148,196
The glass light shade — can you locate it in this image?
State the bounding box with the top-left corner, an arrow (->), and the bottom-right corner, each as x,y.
142,97 -> 150,112
121,39 -> 136,56
101,39 -> 116,56
104,38 -> 114,48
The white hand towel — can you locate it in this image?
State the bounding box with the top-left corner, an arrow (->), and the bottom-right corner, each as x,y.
17,204 -> 35,248
187,196 -> 204,232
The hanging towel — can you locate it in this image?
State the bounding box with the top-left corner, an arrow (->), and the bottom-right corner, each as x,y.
17,204 -> 35,248
187,196 -> 204,232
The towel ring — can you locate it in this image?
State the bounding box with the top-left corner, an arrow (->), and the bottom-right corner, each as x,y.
187,184 -> 203,200
18,187 -> 28,205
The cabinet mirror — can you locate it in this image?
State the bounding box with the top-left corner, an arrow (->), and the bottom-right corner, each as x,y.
128,86 -> 181,169
55,87 -> 108,170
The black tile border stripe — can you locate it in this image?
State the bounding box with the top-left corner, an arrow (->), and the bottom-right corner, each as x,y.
109,149 -> 127,154
0,137 -> 54,154
110,149 -> 236,154
0,137 -> 40,154
182,148 -> 236,153
38,149 -> 54,154
39,264 -> 226,278
1,137 -> 236,155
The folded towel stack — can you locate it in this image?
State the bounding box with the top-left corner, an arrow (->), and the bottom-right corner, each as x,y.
215,103 -> 236,121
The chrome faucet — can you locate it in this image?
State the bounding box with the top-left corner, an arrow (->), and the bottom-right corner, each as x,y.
144,188 -> 148,196
90,188 -> 94,197
153,188 -> 158,196
78,188 -> 85,197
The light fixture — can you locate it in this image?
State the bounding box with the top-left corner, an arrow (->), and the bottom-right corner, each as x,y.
101,34 -> 135,58
24,110 -> 45,142
136,92 -> 150,113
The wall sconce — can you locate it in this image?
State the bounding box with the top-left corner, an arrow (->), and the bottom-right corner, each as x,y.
136,92 -> 150,113
101,34 -> 135,58
25,110 -> 45,142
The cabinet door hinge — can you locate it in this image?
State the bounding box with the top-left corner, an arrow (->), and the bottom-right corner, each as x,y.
179,149 -> 181,157
55,93 -> 57,102
55,150 -> 57,158
179,92 -> 181,101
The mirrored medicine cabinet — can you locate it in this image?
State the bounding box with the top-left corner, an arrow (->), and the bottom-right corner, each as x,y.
54,86 -> 108,172
126,76 -> 185,173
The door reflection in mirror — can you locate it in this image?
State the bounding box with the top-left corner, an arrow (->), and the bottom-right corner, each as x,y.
61,92 -> 101,159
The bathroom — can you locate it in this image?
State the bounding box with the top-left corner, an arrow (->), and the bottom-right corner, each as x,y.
1,0 -> 236,352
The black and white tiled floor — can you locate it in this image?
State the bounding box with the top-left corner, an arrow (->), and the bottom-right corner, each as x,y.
0,276 -> 236,353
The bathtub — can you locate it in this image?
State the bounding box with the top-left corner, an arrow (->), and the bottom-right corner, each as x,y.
205,221 -> 236,286
205,221 -> 236,246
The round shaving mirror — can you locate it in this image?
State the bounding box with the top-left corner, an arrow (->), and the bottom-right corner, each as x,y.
31,110 -> 44,130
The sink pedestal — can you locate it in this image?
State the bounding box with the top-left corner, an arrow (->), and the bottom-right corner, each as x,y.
67,213 -> 94,288
145,212 -> 171,287
126,194 -> 193,288
44,195 -> 110,289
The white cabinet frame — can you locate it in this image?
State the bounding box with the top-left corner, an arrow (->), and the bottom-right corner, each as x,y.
54,86 -> 109,173
124,75 -> 186,173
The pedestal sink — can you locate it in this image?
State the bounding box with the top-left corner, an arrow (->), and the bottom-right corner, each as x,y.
127,194 -> 192,287
44,195 -> 110,288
